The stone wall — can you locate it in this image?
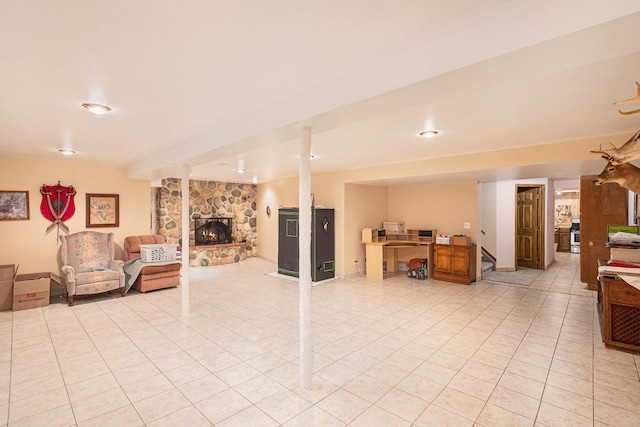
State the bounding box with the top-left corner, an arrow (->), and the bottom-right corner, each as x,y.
157,178 -> 258,266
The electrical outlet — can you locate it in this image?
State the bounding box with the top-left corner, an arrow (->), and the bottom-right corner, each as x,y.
463,222 -> 471,229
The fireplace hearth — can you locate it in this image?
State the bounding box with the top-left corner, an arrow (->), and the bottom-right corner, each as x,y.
194,217 -> 233,246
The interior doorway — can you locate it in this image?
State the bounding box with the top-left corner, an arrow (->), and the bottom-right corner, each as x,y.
516,185 -> 545,270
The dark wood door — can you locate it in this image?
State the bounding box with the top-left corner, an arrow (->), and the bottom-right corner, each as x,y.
580,177 -> 628,290
517,187 -> 539,268
558,229 -> 571,252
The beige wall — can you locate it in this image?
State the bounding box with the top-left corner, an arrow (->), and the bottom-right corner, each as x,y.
257,178 -> 479,278
344,184 -> 388,276
0,156 -> 151,274
256,179 -> 286,262
3,132 -> 627,280
388,181 -> 479,240
388,181 -> 480,272
252,132 -> 635,278
256,174 -> 347,268
252,135 -> 613,277
258,177 -> 480,278
480,182 -> 498,258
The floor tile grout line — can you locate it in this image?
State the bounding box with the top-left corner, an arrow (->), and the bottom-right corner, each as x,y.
461,283 -> 560,425
7,253 -> 636,426
531,290 -> 574,426
58,300 -> 134,425
98,295 -> 229,425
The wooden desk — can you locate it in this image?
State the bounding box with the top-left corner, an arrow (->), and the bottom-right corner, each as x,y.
362,241 -> 433,280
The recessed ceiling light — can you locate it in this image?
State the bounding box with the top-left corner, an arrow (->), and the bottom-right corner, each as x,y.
82,103 -> 111,115
252,176 -> 258,184
419,130 -> 439,138
236,167 -> 246,173
58,149 -> 76,156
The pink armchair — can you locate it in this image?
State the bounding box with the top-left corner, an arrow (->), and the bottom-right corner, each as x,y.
60,231 -> 125,306
124,235 -> 181,293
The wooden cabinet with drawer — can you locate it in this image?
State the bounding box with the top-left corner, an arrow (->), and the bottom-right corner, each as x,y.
598,276 -> 640,354
557,228 -> 571,252
433,244 -> 477,285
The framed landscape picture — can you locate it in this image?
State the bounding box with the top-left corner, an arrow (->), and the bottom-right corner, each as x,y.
86,193 -> 119,227
0,191 -> 29,220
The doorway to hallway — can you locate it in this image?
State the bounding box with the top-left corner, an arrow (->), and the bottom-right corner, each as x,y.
516,185 -> 545,270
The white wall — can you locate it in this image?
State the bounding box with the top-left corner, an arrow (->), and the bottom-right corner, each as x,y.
480,182 -> 497,258
495,178 -> 554,270
554,179 -> 579,190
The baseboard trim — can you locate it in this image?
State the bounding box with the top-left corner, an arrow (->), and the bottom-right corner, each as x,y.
495,267 -> 517,272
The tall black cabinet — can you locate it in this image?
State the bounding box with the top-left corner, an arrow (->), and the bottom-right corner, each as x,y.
278,208 -> 335,282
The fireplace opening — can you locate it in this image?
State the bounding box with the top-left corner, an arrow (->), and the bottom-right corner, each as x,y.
194,217 -> 233,246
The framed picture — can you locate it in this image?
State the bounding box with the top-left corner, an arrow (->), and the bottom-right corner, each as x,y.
0,191 -> 29,220
86,193 -> 119,227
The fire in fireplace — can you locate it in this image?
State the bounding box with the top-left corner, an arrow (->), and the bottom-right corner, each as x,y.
194,217 -> 234,246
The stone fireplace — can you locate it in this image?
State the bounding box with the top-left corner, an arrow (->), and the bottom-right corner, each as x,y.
156,178 -> 258,266
194,217 -> 234,246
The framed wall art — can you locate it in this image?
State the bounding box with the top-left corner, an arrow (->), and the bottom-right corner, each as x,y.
0,191 -> 29,220
86,193 -> 119,227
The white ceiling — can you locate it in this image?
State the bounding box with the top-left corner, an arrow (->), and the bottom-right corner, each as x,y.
2,1 -> 640,186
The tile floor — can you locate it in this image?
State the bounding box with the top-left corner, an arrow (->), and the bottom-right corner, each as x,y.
1,252 -> 640,426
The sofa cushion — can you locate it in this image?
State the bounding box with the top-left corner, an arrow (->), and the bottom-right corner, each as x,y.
124,235 -> 166,261
75,269 -> 120,285
67,232 -> 112,273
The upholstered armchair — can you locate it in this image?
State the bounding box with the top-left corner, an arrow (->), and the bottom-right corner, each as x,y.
60,231 -> 125,306
124,235 -> 181,293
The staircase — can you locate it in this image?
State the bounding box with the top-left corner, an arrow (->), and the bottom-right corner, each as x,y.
481,246 -> 496,280
482,261 -> 494,279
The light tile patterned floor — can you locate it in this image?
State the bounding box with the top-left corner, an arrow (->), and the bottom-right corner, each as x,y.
1,252 -> 640,426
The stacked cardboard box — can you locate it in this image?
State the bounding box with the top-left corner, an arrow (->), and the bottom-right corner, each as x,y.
452,235 -> 471,246
13,272 -> 60,311
436,234 -> 450,244
0,264 -> 15,310
382,221 -> 405,234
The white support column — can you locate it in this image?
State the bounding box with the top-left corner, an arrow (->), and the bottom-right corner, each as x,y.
181,163 -> 191,317
298,124 -> 313,390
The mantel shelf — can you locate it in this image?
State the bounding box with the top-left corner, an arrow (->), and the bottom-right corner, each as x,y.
193,242 -> 246,249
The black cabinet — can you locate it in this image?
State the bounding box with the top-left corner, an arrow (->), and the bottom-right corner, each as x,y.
278,208 -> 335,282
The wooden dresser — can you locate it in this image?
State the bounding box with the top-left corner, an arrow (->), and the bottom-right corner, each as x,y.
598,275 -> 640,354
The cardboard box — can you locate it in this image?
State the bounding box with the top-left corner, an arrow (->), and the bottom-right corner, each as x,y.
452,235 -> 471,246
383,221 -> 405,234
436,235 -> 450,244
13,272 -> 59,311
0,264 -> 16,311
